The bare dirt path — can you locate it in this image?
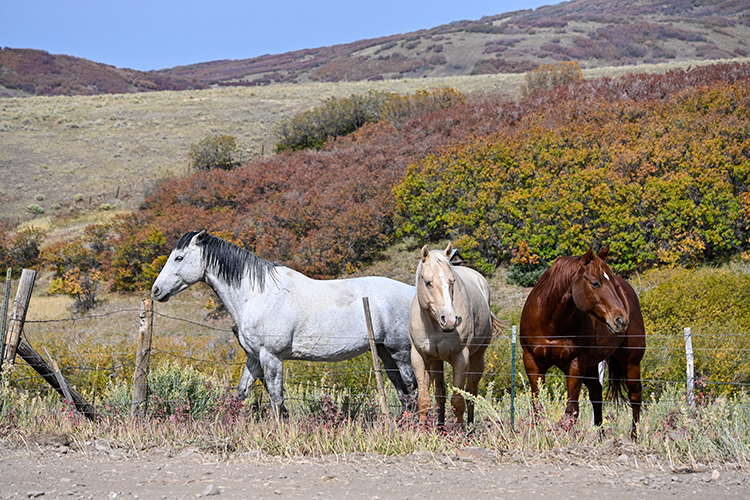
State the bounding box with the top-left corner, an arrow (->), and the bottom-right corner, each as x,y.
1,441 -> 748,500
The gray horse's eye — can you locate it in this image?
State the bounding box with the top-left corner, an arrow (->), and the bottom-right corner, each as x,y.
175,255 -> 183,262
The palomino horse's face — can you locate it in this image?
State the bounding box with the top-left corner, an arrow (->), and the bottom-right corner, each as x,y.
416,242 -> 457,331
570,245 -> 629,334
151,231 -> 207,302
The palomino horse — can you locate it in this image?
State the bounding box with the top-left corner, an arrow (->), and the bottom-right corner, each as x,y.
519,246 -> 646,438
151,231 -> 417,418
408,243 -> 501,426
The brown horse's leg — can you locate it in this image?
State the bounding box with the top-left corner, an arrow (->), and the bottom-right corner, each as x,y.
564,358 -> 583,423
522,348 -> 546,419
626,361 -> 643,440
583,363 -> 604,427
430,359 -> 447,427
464,348 -> 487,424
410,347 -> 432,424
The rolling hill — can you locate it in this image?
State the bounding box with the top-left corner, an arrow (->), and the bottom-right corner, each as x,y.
2,0 -> 749,97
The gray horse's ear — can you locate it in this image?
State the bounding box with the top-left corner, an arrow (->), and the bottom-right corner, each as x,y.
597,244 -> 610,261
192,230 -> 207,246
443,241 -> 453,259
421,245 -> 430,261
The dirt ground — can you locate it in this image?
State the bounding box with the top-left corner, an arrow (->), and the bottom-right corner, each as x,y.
1,436 -> 749,500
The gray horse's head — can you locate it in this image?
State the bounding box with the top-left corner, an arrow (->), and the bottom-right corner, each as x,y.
152,230 -> 279,302
151,230 -> 208,302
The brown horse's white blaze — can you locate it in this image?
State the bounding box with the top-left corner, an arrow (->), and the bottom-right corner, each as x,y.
409,242 -> 502,427
520,245 -> 646,439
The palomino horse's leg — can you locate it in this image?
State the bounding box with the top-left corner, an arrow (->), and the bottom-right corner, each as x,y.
430,359 -> 447,427
582,363 -> 604,427
449,350 -> 470,425
464,348 -> 487,424
410,347 -> 432,423
259,348 -> 288,421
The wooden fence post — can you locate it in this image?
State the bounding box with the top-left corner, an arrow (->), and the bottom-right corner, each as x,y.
2,269 -> 36,365
132,298 -> 153,417
684,327 -> 695,412
362,297 -> 390,418
0,269 -> 11,371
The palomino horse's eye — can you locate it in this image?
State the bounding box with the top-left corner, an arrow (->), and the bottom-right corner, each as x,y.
591,281 -> 601,288
424,280 -> 432,288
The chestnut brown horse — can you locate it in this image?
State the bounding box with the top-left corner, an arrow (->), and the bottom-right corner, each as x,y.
519,246 -> 645,438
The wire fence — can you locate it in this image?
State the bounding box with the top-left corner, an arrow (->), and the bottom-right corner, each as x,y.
3,295 -> 749,421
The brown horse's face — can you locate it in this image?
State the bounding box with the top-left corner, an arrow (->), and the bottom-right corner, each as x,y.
570,246 -> 629,334
416,243 -> 457,331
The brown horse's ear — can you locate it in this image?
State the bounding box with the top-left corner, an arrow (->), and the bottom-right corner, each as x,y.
581,247 -> 594,265
443,241 -> 453,259
598,244 -> 610,261
421,245 -> 430,261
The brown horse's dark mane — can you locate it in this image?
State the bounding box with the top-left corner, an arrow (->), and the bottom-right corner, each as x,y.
534,253 -> 608,300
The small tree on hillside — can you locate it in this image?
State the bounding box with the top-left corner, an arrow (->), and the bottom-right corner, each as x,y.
521,61 -> 583,98
188,134 -> 240,171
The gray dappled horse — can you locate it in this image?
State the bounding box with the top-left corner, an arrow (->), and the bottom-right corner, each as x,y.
151,231 -> 417,418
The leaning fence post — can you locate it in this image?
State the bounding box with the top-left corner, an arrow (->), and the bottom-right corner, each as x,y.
0,269 -> 11,371
510,325 -> 517,430
362,297 -> 390,418
2,269 -> 36,366
683,327 -> 695,412
132,298 -> 154,417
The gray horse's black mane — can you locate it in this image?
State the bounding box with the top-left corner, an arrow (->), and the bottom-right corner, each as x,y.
175,231 -> 280,292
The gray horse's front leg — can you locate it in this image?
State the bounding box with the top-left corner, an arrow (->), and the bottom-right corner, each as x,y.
259,347 -> 288,420
236,354 -> 265,399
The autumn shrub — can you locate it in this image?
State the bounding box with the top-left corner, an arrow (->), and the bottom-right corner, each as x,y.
520,61 -> 584,97
0,226 -> 46,273
188,134 -> 240,171
639,266 -> 750,395
47,268 -> 105,315
394,78 -> 750,275
380,87 -> 466,129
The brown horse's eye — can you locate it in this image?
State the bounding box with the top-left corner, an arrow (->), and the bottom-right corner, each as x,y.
591,281 -> 601,288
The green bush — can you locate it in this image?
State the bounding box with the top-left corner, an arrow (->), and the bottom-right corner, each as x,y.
188,134 -> 240,171
640,266 -> 750,395
274,90 -> 393,152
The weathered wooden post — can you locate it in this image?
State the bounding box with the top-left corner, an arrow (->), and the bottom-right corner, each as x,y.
2,269 -> 36,365
362,297 -> 390,418
0,269 -> 11,369
132,298 -> 154,417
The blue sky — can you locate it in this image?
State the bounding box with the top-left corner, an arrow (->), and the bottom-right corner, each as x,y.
3,0 -> 554,71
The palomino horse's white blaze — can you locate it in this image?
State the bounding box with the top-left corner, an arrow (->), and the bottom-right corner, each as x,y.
408,242 -> 501,427
152,231 -> 417,418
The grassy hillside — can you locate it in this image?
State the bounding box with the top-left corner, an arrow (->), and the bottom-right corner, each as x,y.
1,58 -> 740,233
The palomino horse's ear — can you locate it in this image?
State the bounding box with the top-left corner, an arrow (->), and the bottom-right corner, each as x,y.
421,245 -> 430,261
597,244 -> 610,261
581,247 -> 594,265
443,241 -> 453,259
